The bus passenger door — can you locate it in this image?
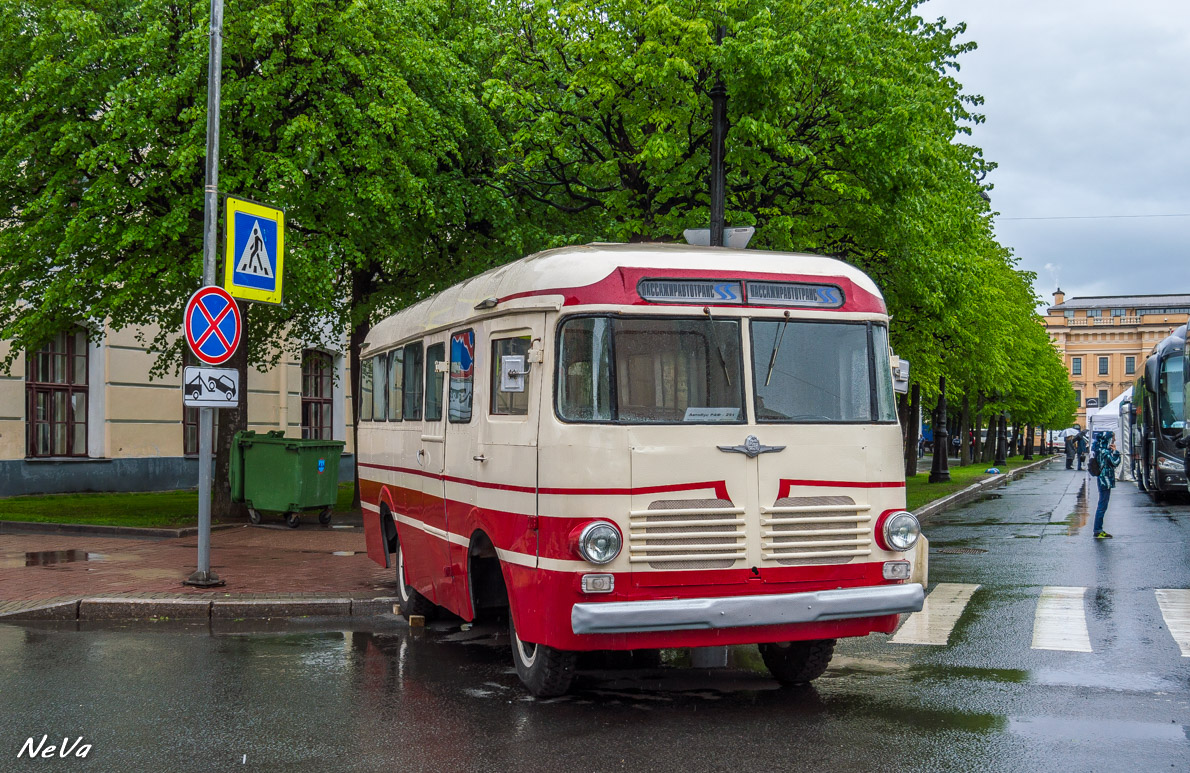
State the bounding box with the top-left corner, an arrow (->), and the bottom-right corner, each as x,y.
407,335 -> 451,606
473,315 -> 546,585
442,327 -> 479,616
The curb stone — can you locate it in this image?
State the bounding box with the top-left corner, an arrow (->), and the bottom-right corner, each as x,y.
0,521 -> 241,539
915,456 -> 1056,521
0,597 -> 401,623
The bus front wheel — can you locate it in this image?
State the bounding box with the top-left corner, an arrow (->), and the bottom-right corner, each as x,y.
510,614 -> 576,697
759,639 -> 836,685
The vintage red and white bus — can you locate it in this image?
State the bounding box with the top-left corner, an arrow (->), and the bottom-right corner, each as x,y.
357,243 -> 925,696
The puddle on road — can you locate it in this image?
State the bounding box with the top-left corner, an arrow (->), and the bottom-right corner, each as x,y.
1061,480 -> 1090,535
14,550 -> 106,568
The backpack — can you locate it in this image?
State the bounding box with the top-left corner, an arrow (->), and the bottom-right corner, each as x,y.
1088,454 -> 1101,476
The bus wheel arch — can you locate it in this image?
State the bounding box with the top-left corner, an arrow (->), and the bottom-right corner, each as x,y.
379,499 -> 397,557
466,530 -> 509,622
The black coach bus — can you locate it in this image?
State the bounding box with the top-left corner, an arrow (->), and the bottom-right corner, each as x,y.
1134,324 -> 1186,501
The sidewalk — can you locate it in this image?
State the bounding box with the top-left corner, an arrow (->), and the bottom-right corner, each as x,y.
0,523 -> 397,622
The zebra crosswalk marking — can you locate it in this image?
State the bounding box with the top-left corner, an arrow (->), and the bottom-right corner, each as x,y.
891,583 -> 981,645
1031,586 -> 1092,652
1155,589 -> 1190,657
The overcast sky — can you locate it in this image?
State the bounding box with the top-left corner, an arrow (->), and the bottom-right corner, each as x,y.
920,0 -> 1190,305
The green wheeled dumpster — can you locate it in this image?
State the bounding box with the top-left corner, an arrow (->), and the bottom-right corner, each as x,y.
230,430 -> 346,528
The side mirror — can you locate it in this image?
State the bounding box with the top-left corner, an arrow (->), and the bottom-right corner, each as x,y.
891,357 -> 910,395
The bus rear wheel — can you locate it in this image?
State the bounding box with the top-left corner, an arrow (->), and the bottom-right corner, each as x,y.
395,538 -> 437,621
510,614 -> 576,697
759,639 -> 836,685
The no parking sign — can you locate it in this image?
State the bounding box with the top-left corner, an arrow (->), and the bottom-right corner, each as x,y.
185,285 -> 241,365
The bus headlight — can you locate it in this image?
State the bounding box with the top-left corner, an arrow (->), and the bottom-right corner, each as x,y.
574,521 -> 622,564
877,511 -> 921,552
1157,456 -> 1181,471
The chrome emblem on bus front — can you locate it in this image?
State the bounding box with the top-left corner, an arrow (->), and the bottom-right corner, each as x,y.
717,435 -> 786,458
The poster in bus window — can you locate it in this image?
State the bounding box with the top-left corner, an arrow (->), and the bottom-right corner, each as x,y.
449,330 -> 475,422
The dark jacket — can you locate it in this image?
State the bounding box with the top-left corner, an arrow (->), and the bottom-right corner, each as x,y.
1094,435 -> 1121,488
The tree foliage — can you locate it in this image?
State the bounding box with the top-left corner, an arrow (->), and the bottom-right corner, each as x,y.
485,0 -> 1072,422
0,0 -> 1074,472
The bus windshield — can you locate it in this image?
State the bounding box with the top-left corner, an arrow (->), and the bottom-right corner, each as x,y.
751,320 -> 897,423
1159,355 -> 1184,433
556,316 -> 744,423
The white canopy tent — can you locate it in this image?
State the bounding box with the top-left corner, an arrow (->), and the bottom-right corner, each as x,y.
1089,387 -> 1132,436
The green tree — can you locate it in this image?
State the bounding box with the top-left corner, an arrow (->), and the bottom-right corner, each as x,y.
0,0 -> 523,509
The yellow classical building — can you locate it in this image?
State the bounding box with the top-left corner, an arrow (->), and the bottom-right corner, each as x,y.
1043,290 -> 1190,428
0,324 -> 354,496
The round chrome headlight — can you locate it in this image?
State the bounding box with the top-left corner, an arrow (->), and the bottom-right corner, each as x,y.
882,511 -> 921,552
578,521 -> 622,564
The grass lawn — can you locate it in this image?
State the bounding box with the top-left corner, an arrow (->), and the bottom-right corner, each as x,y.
0,482 -> 358,529
905,456 -> 1045,512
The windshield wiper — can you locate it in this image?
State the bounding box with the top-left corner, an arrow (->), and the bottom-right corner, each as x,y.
764,311 -> 792,387
704,306 -> 732,386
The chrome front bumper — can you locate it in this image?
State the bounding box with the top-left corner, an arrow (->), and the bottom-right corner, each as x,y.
571,583 -> 924,635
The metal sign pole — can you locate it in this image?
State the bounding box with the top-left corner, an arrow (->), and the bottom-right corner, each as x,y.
186,0 -> 226,587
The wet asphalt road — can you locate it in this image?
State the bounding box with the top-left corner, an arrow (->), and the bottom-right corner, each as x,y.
1,461 -> 1189,772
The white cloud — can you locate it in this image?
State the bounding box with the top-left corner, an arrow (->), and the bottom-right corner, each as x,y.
922,0 -> 1190,298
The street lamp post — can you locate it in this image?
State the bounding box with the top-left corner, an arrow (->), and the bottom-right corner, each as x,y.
929,376 -> 951,483
708,25 -> 727,247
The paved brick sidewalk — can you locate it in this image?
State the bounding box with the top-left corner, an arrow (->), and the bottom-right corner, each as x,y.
0,524 -> 397,619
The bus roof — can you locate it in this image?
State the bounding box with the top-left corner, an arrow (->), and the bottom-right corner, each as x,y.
366,243 -> 887,350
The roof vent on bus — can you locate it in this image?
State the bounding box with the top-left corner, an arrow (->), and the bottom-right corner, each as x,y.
474,297 -> 499,310
683,227 -> 755,249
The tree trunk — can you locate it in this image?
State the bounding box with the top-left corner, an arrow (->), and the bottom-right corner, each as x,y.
1010,422 -> 1020,457
981,416 -> 996,463
213,299 -> 250,520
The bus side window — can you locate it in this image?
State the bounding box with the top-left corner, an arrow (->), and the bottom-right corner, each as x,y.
403,342 -> 424,421
425,342 -> 446,421
372,351 -> 388,421
359,357 -> 374,421
387,347 -> 404,421
492,336 -> 531,416
449,330 -> 475,423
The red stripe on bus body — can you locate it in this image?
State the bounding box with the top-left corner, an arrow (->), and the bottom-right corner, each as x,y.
358,462 -> 728,499
777,478 -> 905,499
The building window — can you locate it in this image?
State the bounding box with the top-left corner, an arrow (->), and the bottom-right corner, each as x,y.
26,328 -> 89,458
1111,308 -> 1125,317
1098,356 -> 1109,375
1071,357 -> 1082,375
1074,389 -> 1082,406
1098,389 -> 1108,407
1086,309 -> 1100,318
302,350 -> 333,439
1125,356 -> 1136,375
1063,310 -> 1074,320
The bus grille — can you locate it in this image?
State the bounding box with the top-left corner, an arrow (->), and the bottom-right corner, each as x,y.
629,498 -> 745,570
762,496 -> 872,566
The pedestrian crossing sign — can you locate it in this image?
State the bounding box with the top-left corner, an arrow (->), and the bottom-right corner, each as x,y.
223,197 -> 284,305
